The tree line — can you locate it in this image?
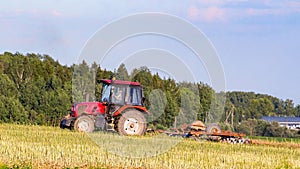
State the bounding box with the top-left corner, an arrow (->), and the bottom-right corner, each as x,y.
0,52 -> 299,137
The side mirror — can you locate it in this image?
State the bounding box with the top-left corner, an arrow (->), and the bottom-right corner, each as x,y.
142,97 -> 146,104
102,98 -> 109,104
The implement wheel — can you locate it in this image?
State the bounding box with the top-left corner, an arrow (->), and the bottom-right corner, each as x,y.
116,110 -> 147,136
206,123 -> 221,133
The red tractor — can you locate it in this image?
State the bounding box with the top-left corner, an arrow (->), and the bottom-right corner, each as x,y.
60,79 -> 149,135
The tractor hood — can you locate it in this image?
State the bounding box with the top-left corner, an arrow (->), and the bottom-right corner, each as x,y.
70,102 -> 105,117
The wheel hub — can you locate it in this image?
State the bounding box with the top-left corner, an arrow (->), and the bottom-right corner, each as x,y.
78,120 -> 89,132
124,118 -> 139,135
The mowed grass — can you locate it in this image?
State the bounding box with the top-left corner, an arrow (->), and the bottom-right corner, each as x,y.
0,124 -> 299,169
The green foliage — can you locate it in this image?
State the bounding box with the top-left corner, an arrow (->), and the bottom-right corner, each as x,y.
295,105 -> 300,117
197,83 -> 213,121
72,61 -> 95,102
116,63 -> 129,81
235,119 -> 297,137
147,89 -> 167,126
0,95 -> 29,124
249,98 -> 274,118
177,87 -> 200,125
0,73 -> 18,98
0,52 -> 72,125
226,91 -> 300,123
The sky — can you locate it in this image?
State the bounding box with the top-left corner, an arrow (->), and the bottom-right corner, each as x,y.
1,0 -> 300,104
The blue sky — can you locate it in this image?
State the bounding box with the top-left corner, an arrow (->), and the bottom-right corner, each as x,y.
1,0 -> 300,104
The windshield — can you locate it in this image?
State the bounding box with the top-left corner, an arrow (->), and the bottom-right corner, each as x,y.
100,83 -> 143,105
101,84 -> 111,102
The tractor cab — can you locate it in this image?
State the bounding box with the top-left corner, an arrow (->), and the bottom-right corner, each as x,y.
100,79 -> 144,106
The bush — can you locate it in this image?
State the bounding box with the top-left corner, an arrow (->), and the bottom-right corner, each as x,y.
235,119 -> 296,138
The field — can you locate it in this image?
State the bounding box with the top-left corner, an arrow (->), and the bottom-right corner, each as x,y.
0,124 -> 300,169
250,136 -> 300,143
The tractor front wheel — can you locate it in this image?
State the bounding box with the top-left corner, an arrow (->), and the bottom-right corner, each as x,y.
74,115 -> 95,132
116,110 -> 147,136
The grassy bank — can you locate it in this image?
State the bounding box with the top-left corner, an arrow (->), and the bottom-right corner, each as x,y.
249,135 -> 300,143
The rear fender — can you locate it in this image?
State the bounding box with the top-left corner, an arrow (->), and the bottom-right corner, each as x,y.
113,105 -> 149,117
78,113 -> 96,121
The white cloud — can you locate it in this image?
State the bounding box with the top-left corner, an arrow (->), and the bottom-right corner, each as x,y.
187,6 -> 201,20
188,0 -> 300,23
203,6 -> 226,22
198,0 -> 248,6
245,1 -> 300,16
51,10 -> 61,17
246,8 -> 283,16
198,0 -> 226,6
187,5 -> 226,22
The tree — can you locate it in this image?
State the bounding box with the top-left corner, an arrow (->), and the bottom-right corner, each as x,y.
5,53 -> 33,89
72,61 -> 95,102
197,83 -> 213,121
206,92 -> 226,124
295,105 -> 300,117
94,65 -> 103,101
283,99 -> 295,116
0,73 -> 18,98
235,119 -> 296,137
254,120 -> 269,136
0,52 -> 73,125
147,89 -> 167,127
131,67 -> 153,107
176,88 -> 200,126
0,95 -> 29,124
235,119 -> 258,136
163,79 -> 179,128
116,63 -> 129,81
249,98 -> 274,118
164,91 -> 179,128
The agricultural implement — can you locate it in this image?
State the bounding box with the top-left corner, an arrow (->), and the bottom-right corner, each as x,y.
60,79 -> 149,135
157,121 -> 251,144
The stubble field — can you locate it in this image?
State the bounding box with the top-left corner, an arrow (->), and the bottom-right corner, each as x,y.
0,124 -> 299,169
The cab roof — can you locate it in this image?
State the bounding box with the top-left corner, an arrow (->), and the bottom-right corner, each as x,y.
100,79 -> 141,86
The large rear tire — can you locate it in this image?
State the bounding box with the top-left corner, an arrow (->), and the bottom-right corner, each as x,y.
74,115 -> 95,133
116,110 -> 147,136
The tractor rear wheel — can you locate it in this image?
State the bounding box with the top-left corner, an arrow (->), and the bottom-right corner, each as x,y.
116,110 -> 147,136
74,115 -> 95,132
206,123 -> 221,133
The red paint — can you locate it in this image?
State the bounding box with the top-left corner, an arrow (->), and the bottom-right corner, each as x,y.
100,79 -> 141,86
71,102 -> 105,117
113,105 -> 149,117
